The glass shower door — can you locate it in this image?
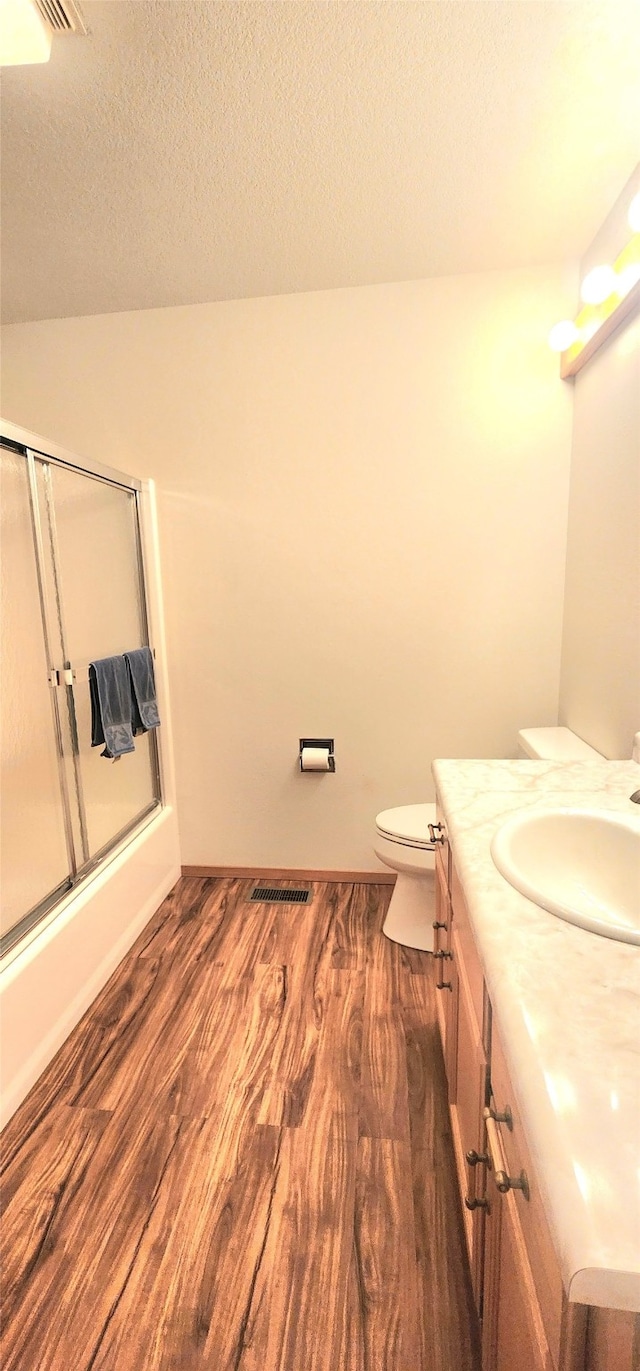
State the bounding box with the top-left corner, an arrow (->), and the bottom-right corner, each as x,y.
37,459 -> 160,862
0,446 -> 73,940
1,439 -> 163,957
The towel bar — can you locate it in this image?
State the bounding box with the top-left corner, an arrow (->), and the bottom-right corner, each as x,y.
57,648 -> 156,687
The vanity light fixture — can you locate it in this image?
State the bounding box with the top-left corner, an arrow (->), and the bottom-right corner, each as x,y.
548,213 -> 640,378
617,261 -> 640,296
579,263 -> 618,306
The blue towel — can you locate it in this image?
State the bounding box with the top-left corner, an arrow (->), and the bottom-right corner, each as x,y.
124,647 -> 161,735
89,656 -> 136,759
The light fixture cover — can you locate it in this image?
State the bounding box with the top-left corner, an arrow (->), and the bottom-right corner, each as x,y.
580,264 -> 617,306
617,262 -> 640,297
0,0 -> 52,64
548,320 -> 579,353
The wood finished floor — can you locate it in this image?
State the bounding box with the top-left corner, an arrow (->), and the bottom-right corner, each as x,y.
0,877 -> 480,1371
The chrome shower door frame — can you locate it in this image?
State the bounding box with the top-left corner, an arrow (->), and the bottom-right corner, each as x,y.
1,433 -> 164,958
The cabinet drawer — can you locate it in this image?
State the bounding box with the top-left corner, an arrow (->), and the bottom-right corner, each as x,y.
435,851 -> 450,928
450,860 -> 486,1044
435,798 -> 450,887
435,838 -> 449,892
488,1025 -> 565,1364
433,856 -> 453,1058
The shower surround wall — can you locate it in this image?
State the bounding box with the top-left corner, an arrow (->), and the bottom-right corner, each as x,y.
0,423 -> 181,1126
1,266 -> 575,871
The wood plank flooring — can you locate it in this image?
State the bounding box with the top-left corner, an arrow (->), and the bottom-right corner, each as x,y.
0,877 -> 480,1371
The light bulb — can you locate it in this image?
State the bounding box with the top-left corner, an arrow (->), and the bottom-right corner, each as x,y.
580,264 -> 617,306
548,320 -> 579,353
628,193 -> 640,234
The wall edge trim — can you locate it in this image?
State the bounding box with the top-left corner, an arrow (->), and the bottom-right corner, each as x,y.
181,864 -> 396,884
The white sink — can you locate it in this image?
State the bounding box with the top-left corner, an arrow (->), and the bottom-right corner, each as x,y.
491,808 -> 640,945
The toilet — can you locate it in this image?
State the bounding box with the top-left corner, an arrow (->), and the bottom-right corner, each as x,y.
375,725 -> 604,953
374,803 -> 438,951
516,726 -> 603,762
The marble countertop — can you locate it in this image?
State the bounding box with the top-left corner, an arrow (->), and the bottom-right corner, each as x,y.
431,757 -> 640,1313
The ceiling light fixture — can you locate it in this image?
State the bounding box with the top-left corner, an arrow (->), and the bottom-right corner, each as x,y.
0,0 -> 52,65
0,0 -> 86,65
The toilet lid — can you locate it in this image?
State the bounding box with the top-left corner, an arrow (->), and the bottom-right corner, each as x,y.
375,803 -> 438,848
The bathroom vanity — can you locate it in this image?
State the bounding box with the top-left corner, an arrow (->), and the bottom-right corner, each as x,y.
431,758 -> 640,1371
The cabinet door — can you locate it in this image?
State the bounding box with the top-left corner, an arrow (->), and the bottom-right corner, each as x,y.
482,1029 -> 558,1371
449,929 -> 488,1311
489,1029 -> 564,1362
483,1185 -> 556,1371
434,854 -> 455,1077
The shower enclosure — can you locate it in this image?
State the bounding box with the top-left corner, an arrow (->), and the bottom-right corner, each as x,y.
0,436 -> 163,957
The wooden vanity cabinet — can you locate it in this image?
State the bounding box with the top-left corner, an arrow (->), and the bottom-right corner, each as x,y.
435,849 -> 640,1371
433,802 -> 453,1070
483,1189 -> 560,1371
481,1029 -> 562,1371
445,874 -> 490,1313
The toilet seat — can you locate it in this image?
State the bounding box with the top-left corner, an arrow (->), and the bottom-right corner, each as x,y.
375,803 -> 437,850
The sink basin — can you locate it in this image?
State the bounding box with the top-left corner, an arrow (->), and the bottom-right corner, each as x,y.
490,808 -> 640,945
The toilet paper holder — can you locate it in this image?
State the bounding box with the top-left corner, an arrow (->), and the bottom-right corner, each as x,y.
299,738 -> 335,772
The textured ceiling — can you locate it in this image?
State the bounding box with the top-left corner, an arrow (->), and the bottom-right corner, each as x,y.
1,1 -> 640,324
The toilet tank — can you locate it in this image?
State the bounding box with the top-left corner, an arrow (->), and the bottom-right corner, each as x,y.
517,726 -> 604,761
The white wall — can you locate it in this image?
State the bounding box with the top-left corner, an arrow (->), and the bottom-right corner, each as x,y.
559,169 -> 640,759
1,268 -> 575,869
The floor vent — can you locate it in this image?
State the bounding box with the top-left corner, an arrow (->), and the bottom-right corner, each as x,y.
249,886 -> 311,905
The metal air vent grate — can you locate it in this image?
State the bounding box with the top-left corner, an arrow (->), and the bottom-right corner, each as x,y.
249,886 -> 311,905
34,0 -> 87,34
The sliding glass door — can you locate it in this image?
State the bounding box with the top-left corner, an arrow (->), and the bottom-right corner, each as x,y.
0,440 -> 162,956
0,446 -> 74,935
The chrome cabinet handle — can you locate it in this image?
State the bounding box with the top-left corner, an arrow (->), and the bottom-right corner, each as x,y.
483,1108 -> 529,1200
433,949 -> 453,960
464,1195 -> 489,1211
432,920 -> 448,931
428,822 -> 446,845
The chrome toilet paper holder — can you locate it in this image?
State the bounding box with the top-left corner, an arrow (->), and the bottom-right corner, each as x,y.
299,738 -> 335,772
